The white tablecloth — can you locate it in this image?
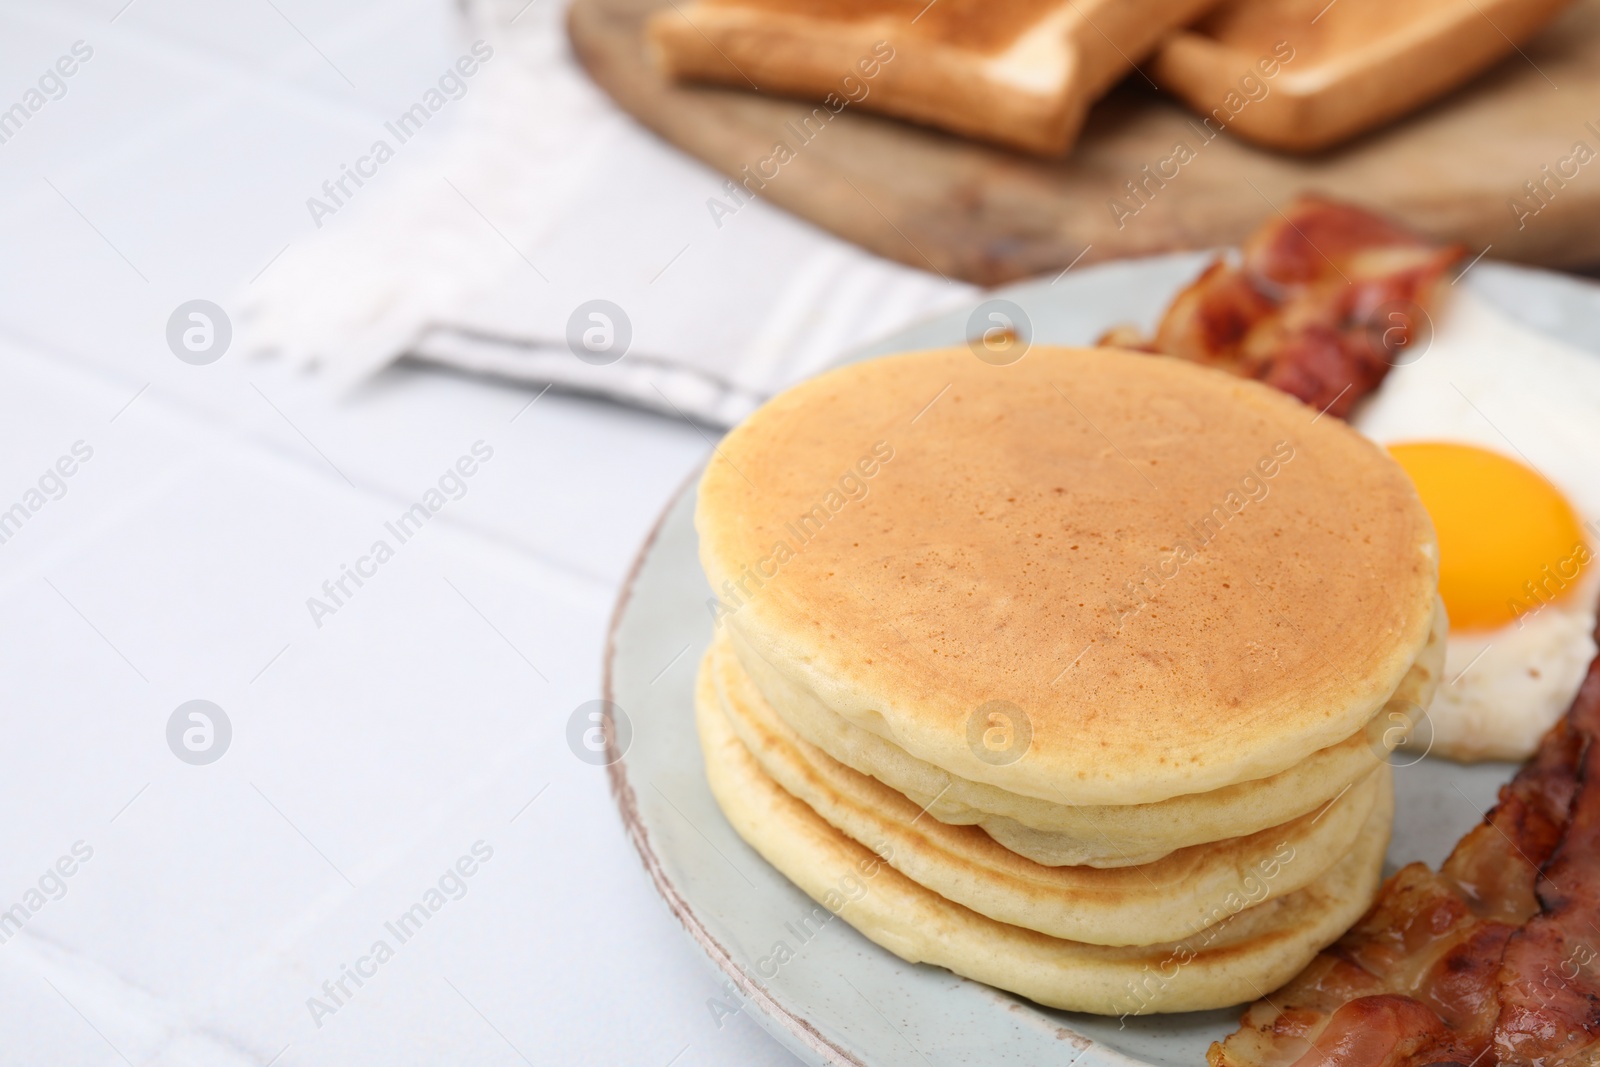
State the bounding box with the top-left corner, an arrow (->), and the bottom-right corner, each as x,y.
239,0 -> 974,425
0,0 -> 967,1062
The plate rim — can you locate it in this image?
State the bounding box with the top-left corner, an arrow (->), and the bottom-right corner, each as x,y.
603,464 -> 867,1066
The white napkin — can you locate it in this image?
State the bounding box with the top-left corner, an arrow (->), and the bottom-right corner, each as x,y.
239,0 -> 976,427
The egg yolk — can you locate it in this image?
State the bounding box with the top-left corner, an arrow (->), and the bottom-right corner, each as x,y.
1389,441 -> 1589,632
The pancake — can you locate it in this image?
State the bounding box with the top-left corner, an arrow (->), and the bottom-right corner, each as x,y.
705,642 -> 1389,945
696,346 -> 1439,807
698,673 -> 1396,1015
723,600 -> 1443,866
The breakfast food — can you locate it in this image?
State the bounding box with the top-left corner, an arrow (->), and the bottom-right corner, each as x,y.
1101,194 -> 1595,764
694,344 -> 1441,1011
728,601 -> 1445,867
699,347 -> 1439,806
1152,0 -> 1576,152
1386,443 -> 1597,761
698,664 -> 1395,1015
708,628 -> 1387,945
638,0 -> 1575,158
1099,194 -> 1464,419
645,0 -> 1220,156
1209,608 -> 1600,1066
1355,291 -> 1600,762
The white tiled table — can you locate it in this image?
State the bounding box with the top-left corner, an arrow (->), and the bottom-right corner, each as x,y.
0,1 -> 797,1063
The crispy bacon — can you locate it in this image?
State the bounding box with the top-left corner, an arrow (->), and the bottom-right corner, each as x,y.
1101,195 -> 1464,419
1491,656 -> 1600,1066
1209,613 -> 1600,1067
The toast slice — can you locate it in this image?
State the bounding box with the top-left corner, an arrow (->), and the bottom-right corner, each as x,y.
646,0 -> 1222,156
1152,0 -> 1575,152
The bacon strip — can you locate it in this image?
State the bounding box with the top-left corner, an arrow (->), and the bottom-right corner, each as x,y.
1491,655 -> 1600,1066
1209,613 -> 1600,1067
1101,195 -> 1464,419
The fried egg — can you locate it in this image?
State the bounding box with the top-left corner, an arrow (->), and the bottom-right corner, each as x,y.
1355,291 -> 1600,762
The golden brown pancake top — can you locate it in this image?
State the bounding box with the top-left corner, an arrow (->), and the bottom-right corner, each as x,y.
696,347 -> 1438,804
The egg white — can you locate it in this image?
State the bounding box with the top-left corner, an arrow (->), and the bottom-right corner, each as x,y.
1354,290 -> 1600,762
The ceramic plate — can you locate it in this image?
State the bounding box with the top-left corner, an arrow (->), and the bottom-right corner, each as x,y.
603,254 -> 1600,1066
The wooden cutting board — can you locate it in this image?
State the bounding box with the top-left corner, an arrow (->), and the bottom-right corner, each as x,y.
568,0 -> 1600,285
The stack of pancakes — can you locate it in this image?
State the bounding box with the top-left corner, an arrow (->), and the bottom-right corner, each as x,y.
693,347 -> 1443,1015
